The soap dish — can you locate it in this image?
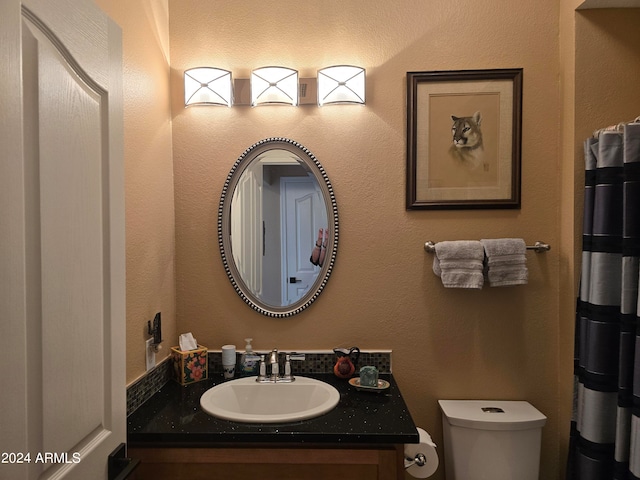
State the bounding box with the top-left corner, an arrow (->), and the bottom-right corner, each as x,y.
349,377 -> 390,393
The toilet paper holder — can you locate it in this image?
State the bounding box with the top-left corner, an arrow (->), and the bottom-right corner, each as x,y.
405,452 -> 427,469
404,427 -> 439,478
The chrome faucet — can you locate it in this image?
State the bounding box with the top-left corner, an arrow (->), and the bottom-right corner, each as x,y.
269,349 -> 279,380
256,349 -> 299,383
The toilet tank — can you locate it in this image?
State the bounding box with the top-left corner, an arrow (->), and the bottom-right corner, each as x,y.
438,400 -> 546,480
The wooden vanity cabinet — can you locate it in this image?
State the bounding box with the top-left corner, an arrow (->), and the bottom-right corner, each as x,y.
129,445 -> 404,480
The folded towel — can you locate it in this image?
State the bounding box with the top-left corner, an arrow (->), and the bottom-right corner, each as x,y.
433,240 -> 484,289
480,238 -> 528,286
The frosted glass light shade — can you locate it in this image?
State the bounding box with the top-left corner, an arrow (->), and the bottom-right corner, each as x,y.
251,66 -> 298,106
317,65 -> 365,106
184,67 -> 233,107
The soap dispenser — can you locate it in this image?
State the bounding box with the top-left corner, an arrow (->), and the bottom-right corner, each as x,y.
240,338 -> 259,376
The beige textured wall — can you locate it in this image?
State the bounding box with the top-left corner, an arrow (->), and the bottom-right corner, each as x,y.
94,0 -> 176,385
558,2 -> 583,479
170,1 -> 561,479
575,9 -> 640,138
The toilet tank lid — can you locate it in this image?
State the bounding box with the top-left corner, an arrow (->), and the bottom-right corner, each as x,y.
438,400 -> 547,431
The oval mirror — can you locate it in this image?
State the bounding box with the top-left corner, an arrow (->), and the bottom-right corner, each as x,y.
218,138 -> 338,317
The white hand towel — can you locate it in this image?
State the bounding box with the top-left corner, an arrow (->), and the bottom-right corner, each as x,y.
433,240 -> 484,289
480,238 -> 528,286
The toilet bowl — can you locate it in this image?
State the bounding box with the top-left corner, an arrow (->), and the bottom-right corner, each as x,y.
439,400 -> 546,480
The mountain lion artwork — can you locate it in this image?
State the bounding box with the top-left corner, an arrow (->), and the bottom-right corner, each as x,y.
448,111 -> 488,171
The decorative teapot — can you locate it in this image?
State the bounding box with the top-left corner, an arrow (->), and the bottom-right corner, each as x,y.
333,346 -> 360,379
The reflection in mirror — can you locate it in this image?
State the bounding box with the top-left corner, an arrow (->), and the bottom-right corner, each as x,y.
219,138 -> 338,317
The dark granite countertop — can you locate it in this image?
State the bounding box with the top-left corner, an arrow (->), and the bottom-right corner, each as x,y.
127,373 -> 419,447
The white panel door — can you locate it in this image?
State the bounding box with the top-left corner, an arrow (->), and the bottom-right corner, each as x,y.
0,0 -> 125,479
231,164 -> 263,298
281,177 -> 322,304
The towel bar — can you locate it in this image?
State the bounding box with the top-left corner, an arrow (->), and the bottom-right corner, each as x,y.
424,241 -> 550,254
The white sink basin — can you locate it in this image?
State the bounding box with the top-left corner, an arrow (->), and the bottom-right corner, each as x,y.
200,376 -> 340,423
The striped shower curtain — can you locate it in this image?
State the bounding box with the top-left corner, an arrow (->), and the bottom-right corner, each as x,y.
568,122 -> 640,479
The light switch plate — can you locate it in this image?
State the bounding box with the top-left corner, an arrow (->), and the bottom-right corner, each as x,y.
145,338 -> 155,371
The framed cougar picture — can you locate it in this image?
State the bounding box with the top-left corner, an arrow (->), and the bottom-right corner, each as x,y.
406,69 -> 522,209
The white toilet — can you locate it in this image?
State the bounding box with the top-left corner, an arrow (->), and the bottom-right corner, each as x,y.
439,400 -> 546,480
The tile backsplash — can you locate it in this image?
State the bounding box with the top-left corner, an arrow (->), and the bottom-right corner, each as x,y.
127,349 -> 392,416
126,359 -> 172,415
208,350 -> 391,376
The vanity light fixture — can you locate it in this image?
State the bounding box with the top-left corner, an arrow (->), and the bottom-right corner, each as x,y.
184,67 -> 233,107
251,66 -> 299,106
317,65 -> 365,106
184,65 -> 366,107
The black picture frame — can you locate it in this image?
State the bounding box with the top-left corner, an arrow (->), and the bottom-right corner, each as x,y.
406,69 -> 522,209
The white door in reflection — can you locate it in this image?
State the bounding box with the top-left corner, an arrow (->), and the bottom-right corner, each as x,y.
281,176 -> 326,305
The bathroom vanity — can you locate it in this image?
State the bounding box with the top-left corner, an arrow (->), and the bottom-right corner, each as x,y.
127,373 -> 418,480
